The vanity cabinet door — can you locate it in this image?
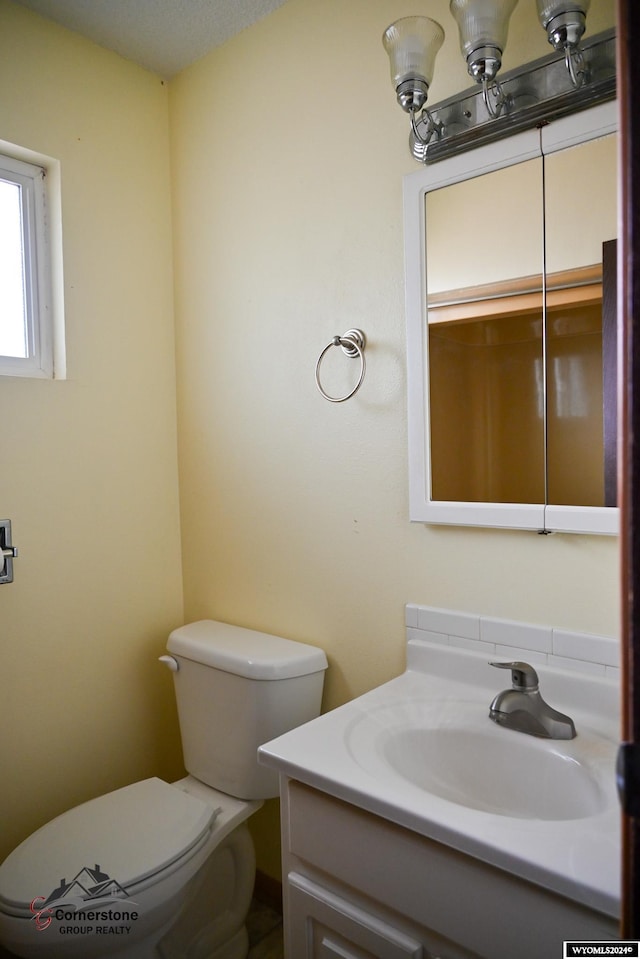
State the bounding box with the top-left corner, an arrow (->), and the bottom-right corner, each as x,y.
288,873 -> 425,958
288,872 -> 475,959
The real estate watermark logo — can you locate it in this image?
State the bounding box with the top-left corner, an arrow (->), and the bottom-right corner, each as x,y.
30,864 -> 140,940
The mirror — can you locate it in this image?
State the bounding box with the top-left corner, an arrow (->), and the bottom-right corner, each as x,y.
426,157 -> 545,506
544,133 -> 618,513
404,101 -> 618,534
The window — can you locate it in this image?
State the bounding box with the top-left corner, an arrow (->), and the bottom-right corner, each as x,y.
0,152 -> 57,377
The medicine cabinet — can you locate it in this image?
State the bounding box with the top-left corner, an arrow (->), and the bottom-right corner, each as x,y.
404,100 -> 618,534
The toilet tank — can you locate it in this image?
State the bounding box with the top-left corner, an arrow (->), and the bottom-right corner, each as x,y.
165,620 -> 328,800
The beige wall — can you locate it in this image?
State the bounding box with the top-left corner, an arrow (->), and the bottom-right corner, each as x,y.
0,1 -> 184,862
0,0 -> 618,883
169,0 -> 618,876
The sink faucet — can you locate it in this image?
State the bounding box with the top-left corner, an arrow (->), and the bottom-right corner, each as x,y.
488,662 -> 576,740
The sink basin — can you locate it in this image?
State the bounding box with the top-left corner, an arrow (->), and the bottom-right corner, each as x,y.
384,725 -> 605,820
346,700 -> 611,821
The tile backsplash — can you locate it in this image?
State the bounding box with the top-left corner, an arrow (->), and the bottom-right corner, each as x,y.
406,605 -> 619,681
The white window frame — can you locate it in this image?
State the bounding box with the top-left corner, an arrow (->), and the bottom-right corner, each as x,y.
0,152 -> 56,378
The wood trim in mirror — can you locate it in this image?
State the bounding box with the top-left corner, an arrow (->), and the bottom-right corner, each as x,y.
427,265 -> 602,326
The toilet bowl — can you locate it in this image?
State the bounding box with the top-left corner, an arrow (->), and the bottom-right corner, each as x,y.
0,621 -> 327,958
0,777 -> 259,959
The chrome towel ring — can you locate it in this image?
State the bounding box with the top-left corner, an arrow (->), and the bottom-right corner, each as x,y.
315,329 -> 366,403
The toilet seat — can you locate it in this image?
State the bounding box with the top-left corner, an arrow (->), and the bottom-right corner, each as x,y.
0,778 -> 218,919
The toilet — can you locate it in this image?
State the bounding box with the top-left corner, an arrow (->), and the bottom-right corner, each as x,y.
0,620 -> 327,959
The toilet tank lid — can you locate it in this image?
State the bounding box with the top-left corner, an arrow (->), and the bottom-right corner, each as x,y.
167,620 -> 328,680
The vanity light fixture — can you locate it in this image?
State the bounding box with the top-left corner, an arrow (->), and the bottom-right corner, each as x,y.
383,1 -> 615,163
450,0 -> 519,118
536,0 -> 591,87
382,16 -> 445,146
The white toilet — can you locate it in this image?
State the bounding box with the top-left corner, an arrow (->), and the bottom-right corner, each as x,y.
0,620 -> 327,959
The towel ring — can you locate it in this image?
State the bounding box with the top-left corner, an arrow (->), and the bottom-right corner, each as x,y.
315,329 -> 366,403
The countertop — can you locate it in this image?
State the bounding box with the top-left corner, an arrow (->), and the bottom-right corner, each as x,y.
259,638 -> 621,918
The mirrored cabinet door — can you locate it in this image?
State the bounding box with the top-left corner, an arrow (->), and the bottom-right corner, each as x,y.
543,132 -> 618,511
404,101 -> 619,534
426,158 -> 545,505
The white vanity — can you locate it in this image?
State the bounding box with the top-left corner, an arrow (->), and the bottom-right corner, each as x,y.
259,636 -> 620,959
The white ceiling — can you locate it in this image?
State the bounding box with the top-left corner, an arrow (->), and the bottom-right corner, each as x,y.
14,0 -> 290,79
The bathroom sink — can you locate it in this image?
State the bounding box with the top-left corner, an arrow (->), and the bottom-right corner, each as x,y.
383,725 -> 605,820
346,700 -> 611,821
260,646 -> 620,917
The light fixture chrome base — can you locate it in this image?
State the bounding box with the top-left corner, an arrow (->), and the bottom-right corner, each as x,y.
410,28 -> 615,164
544,11 -> 588,51
396,78 -> 429,113
466,46 -> 502,83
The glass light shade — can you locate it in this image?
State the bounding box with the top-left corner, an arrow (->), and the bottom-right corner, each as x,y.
382,17 -> 445,91
536,0 -> 591,30
450,0 -> 519,60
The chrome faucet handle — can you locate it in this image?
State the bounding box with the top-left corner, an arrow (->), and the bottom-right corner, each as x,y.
489,662 -> 577,739
489,661 -> 539,690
